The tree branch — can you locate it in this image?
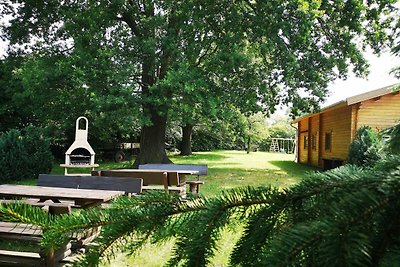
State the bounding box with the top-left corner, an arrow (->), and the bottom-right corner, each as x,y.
117,12 -> 142,37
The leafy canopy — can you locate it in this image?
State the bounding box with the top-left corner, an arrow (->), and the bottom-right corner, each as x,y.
2,0 -> 398,119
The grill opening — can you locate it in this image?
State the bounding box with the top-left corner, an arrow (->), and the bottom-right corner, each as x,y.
70,148 -> 91,165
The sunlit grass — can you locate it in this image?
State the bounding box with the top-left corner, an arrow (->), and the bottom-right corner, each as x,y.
170,150 -> 316,196
3,150 -> 318,266
102,150 -> 318,266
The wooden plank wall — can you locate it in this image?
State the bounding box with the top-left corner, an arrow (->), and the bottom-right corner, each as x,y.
357,92 -> 400,130
310,115 -> 320,167
298,119 -> 309,164
297,115 -> 321,167
320,106 -> 352,162
295,91 -> 400,168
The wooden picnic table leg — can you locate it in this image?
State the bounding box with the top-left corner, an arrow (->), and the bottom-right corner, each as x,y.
162,172 -> 169,194
45,247 -> 55,267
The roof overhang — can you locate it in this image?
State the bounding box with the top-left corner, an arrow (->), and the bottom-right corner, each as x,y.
292,83 -> 400,124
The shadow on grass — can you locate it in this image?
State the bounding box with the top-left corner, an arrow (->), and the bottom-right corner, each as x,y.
269,160 -> 320,175
171,152 -> 227,162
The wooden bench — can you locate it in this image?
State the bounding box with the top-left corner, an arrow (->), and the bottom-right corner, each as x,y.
0,222 -> 72,267
38,174 -> 143,195
138,164 -> 208,193
0,175 -> 141,266
92,170 -> 186,196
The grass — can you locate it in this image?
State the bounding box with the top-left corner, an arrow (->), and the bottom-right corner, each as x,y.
100,150 -> 317,266
2,150 -> 318,266
170,150 -> 316,196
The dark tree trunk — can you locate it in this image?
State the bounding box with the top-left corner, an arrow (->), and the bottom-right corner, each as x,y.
133,39 -> 172,167
180,124 -> 193,156
246,135 -> 251,154
130,3 -> 178,167
133,111 -> 172,167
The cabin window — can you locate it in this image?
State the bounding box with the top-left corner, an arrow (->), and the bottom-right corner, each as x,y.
325,132 -> 332,151
303,136 -> 309,149
311,133 -> 317,151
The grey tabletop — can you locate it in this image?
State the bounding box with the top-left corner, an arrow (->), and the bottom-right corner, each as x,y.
0,184 -> 124,203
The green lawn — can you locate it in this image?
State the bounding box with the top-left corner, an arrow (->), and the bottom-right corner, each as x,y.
169,150 -> 316,196
4,150 -> 318,266
100,150 -> 317,266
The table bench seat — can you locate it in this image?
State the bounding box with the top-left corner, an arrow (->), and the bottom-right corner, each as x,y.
93,170 -> 186,196
138,164 -> 208,193
186,180 -> 205,194
142,185 -> 186,194
0,250 -> 44,267
0,180 -> 125,266
0,222 -> 73,267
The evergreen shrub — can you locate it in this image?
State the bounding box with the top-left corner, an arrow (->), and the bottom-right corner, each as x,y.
381,122 -> 400,155
348,125 -> 381,167
0,126 -> 53,181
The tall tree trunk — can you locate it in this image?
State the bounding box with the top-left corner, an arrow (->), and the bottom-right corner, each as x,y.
131,2 -> 178,167
134,111 -> 172,167
180,124 -> 193,156
133,41 -> 172,166
246,135 -> 251,154
246,121 -> 252,154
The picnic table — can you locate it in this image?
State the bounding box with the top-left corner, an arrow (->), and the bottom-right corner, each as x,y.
138,164 -> 208,193
0,184 -> 124,209
93,169 -> 200,196
105,168 -> 199,176
0,184 -> 124,266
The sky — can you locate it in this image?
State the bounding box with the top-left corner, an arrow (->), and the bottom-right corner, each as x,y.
324,49 -> 399,106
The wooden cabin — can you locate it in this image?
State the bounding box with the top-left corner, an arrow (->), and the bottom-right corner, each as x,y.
292,83 -> 400,169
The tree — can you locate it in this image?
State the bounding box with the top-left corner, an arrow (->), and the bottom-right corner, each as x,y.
191,107 -> 248,151
0,56 -> 30,132
381,121 -> 400,155
1,46 -> 141,148
245,113 -> 269,153
2,0 -> 398,165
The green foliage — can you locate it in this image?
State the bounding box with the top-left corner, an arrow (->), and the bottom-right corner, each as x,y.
0,126 -> 53,181
381,122 -> 400,155
191,113 -> 247,152
244,113 -> 270,153
0,56 -> 30,132
348,126 -> 381,167
259,115 -> 296,151
192,123 -> 243,151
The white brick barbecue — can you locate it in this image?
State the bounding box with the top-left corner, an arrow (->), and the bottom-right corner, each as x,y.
61,116 -> 99,175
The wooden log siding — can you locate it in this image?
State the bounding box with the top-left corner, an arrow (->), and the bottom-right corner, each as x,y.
310,116 -> 320,167
293,84 -> 400,168
320,106 -> 352,161
298,119 -> 309,164
357,92 -> 400,130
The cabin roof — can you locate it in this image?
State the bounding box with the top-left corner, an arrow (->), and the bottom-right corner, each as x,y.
292,83 -> 400,123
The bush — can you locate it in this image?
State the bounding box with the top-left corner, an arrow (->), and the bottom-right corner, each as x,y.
348,125 -> 381,167
381,122 -> 400,155
0,126 -> 53,181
